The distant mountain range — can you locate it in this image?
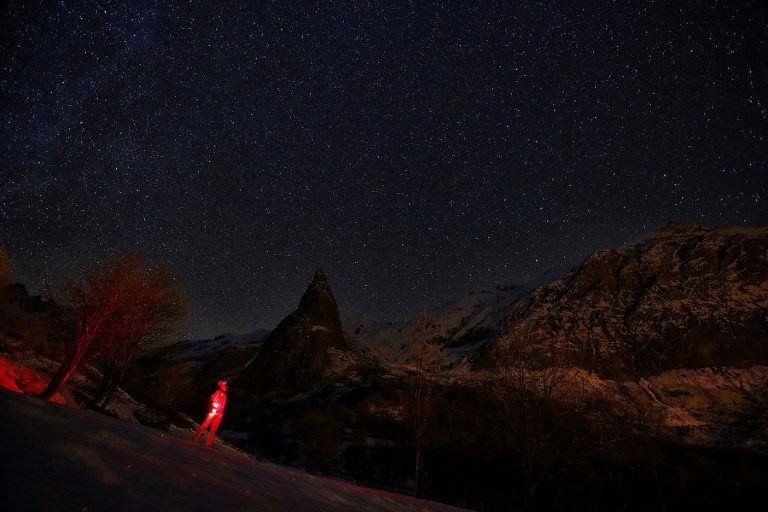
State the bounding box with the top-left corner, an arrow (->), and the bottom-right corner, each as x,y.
346,265 -> 570,370
141,222 -> 768,382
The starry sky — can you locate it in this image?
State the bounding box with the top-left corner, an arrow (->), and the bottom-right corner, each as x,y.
1,1 -> 767,338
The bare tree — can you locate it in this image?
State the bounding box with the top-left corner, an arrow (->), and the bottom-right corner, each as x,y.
404,311 -> 442,497
487,309 -> 615,509
38,253 -> 187,401
93,262 -> 187,409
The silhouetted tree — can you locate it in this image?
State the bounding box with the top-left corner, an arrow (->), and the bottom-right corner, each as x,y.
404,312 -> 441,497
38,253 -> 187,401
487,310 -> 618,509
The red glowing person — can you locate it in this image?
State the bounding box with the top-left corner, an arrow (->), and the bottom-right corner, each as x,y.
193,379 -> 228,448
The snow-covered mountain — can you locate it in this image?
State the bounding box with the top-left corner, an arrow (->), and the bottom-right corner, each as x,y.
125,223 -> 768,451
484,223 -> 768,379
345,266 -> 569,369
159,330 -> 272,366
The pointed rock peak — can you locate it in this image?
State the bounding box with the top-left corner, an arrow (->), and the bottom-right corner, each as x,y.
298,270 -> 342,331
234,270 -> 351,397
309,270 -> 330,289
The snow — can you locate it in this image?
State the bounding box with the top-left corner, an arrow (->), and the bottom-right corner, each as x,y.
177,330 -> 271,362
0,389 -> 469,511
143,329 -> 271,380
0,354 -> 69,405
547,366 -> 768,447
346,266 -> 570,370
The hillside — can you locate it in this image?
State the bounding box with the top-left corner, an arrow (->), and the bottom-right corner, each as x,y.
347,266 -> 568,370
0,388 -> 468,512
124,330 -> 270,412
486,223 -> 768,379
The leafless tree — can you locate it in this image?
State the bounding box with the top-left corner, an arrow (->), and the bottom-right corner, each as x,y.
487,309 -> 618,509
38,253 -> 187,401
404,311 -> 442,497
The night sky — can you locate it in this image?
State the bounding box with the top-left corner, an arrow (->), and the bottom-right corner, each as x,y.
1,1 -> 766,338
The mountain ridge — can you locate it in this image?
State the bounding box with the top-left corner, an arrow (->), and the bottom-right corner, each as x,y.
484,223 -> 768,379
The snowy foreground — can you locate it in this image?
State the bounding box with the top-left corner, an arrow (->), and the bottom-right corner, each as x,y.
0,390 -> 468,512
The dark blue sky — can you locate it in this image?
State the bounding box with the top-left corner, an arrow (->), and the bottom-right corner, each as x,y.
2,1 -> 766,338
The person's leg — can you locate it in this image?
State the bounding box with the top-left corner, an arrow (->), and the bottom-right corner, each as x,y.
205,414 -> 223,448
193,413 -> 215,442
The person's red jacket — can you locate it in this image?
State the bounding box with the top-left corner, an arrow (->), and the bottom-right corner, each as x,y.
209,389 -> 227,415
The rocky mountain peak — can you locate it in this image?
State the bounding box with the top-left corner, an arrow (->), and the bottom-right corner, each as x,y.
298,270 -> 343,332
309,269 -> 330,288
233,271 -> 352,397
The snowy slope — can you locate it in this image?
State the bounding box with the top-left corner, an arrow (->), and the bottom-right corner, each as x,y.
131,329 -> 271,387
346,267 -> 569,369
0,389 -> 469,512
164,330 -> 272,366
0,352 -> 70,405
558,365 -> 768,449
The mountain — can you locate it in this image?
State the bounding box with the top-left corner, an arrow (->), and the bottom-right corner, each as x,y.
484,223 -> 768,379
348,267 -> 569,370
123,330 -> 270,412
234,270 -> 367,398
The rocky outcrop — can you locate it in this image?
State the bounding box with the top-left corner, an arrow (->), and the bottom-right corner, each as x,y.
234,271 -> 355,397
486,223 -> 768,379
0,282 -> 62,357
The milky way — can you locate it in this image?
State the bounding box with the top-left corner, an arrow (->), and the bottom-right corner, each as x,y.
1,1 -> 766,337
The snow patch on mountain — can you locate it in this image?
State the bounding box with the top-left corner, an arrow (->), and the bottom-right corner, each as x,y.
160,329 -> 271,365
346,266 -> 571,369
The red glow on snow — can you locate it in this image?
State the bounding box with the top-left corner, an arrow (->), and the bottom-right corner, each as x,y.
0,355 -> 67,404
